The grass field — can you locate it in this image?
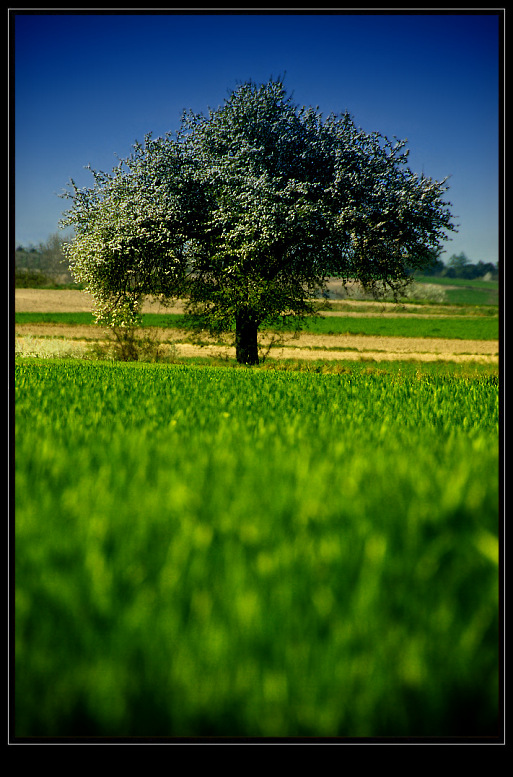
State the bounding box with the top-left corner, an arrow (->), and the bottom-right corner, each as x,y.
14,358 -> 500,739
413,276 -> 499,306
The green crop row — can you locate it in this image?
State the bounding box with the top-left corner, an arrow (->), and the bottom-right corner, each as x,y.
14,360 -> 500,739
299,314 -> 498,340
15,311 -> 499,340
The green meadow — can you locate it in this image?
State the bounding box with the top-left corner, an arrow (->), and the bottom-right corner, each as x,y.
15,359 -> 499,738
414,276 -> 499,307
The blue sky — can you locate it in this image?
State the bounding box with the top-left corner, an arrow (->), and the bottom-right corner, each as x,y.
13,11 -> 501,264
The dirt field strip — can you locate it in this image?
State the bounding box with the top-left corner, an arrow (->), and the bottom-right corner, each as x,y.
15,289 -> 96,313
178,343 -> 499,364
15,288 -> 492,318
15,289 -> 185,314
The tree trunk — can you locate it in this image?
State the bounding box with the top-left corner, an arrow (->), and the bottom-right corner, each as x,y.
235,310 -> 259,365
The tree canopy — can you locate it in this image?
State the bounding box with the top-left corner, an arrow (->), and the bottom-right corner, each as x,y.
60,78 -> 456,363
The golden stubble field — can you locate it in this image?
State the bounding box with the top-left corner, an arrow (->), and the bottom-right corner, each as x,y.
15,289 -> 499,364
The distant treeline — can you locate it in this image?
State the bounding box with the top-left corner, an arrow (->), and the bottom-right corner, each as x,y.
420,252 -> 498,281
14,233 -> 74,287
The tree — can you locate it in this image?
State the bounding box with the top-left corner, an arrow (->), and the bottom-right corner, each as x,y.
37,232 -> 70,274
61,79 -> 456,364
15,233 -> 73,287
445,252 -> 470,278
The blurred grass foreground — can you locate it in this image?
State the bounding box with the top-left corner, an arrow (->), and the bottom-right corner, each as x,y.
14,360 -> 499,738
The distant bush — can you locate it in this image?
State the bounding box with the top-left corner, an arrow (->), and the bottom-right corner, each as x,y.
395,281 -> 447,303
339,279 -> 447,304
14,268 -> 55,288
